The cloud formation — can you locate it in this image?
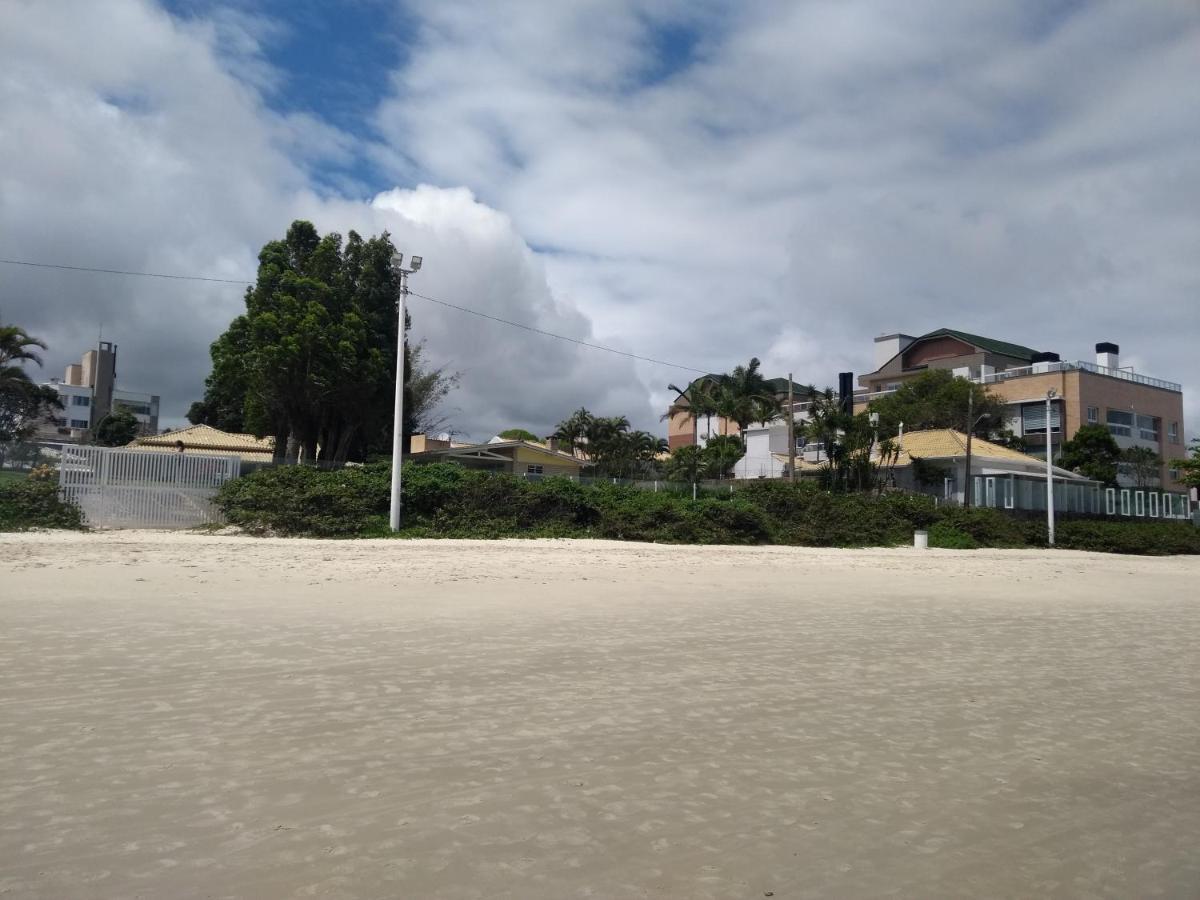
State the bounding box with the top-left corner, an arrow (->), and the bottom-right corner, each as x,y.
2,0 -> 1198,440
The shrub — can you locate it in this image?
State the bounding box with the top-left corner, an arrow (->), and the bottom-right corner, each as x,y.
214,464 -> 387,536
0,479 -> 85,531
928,522 -> 978,549
1052,520 -> 1200,556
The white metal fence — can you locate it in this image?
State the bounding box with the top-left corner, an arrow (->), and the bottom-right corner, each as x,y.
59,446 -> 240,529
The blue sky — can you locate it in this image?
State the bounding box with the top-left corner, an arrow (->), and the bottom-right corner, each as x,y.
2,0 -> 1198,439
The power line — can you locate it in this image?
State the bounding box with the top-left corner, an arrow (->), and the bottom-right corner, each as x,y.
0,255 -> 708,375
408,291 -> 707,374
0,257 -> 251,285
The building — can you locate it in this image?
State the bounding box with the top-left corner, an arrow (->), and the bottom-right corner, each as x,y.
859,329 -> 1187,491
128,424 -> 275,462
38,342 -> 160,442
408,434 -> 590,477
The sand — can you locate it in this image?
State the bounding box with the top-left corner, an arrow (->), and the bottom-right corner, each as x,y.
1,532 -> 1199,899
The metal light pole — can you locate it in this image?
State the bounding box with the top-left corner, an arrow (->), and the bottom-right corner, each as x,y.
787,373 -> 796,483
389,252 -> 422,532
1046,388 -> 1057,546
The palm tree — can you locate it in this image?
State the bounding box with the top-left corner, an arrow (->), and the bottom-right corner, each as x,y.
715,358 -> 782,435
664,378 -> 717,445
553,407 -> 593,454
0,325 -> 47,392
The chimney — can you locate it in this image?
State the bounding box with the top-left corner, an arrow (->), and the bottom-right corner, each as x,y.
547,437 -> 559,452
1096,341 -> 1119,370
1030,351 -> 1060,374
873,333 -> 915,369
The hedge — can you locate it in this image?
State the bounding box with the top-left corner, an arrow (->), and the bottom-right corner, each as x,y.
0,478 -> 85,531
211,462 -> 1200,555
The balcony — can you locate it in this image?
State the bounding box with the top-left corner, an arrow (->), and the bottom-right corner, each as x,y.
977,361 -> 1181,393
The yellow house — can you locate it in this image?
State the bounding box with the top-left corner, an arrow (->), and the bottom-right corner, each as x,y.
408,437 -> 589,477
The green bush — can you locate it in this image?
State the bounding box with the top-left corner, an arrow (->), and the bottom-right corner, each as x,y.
928,522 -> 978,549
0,479 -> 85,531
212,463 -> 1200,555
214,464 -> 387,536
1053,520 -> 1200,555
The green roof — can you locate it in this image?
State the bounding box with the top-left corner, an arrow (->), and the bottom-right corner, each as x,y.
917,328 -> 1041,361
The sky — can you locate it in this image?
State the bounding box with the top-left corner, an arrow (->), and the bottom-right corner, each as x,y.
2,0 -> 1198,441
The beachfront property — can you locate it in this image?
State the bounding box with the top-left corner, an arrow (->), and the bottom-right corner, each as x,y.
408,434 -> 590,478
859,329 -> 1187,491
37,341 -> 160,442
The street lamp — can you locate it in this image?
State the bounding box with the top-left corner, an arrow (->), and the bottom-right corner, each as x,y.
389,251 -> 421,531
1046,388 -> 1057,546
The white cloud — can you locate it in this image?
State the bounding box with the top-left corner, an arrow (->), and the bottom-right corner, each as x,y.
2,0 -> 1198,444
0,0 -> 653,440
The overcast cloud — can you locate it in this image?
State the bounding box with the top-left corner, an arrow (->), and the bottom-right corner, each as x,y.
2,0 -> 1197,439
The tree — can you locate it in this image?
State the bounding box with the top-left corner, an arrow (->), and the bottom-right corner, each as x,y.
1121,446 -> 1161,488
498,428 -> 540,442
553,408 -> 594,454
715,358 -> 781,434
664,378 -> 718,444
1176,440 -> 1200,490
193,221 -> 457,462
1058,424 -> 1121,485
704,434 -> 745,478
0,324 -> 60,456
93,409 -> 140,447
868,369 -> 1006,437
665,445 -> 712,482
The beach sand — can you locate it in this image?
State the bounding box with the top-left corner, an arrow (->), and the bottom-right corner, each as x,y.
1,531 -> 1198,898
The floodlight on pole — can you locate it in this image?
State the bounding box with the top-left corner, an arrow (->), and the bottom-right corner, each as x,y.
389,251 -> 422,532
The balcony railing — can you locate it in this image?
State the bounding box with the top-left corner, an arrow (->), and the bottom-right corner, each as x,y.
977,361 -> 1180,392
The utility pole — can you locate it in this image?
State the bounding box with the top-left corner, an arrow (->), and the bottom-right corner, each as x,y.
787,373 -> 796,483
963,390 -> 974,509
389,252 -> 422,532
1046,389 -> 1057,545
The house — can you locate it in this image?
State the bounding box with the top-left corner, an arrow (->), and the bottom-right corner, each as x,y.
127,424 -> 275,462
407,435 -> 590,477
859,329 -> 1187,491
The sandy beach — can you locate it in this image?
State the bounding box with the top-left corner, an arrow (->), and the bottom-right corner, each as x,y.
1,532 -> 1198,899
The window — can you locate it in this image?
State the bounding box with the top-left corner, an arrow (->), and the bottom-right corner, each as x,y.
1169,467 -> 1180,482
1002,476 -> 1015,509
70,419 -> 89,429
1106,409 -> 1133,438
526,464 -> 544,475
1137,415 -> 1159,442
985,477 -> 996,508
1149,493 -> 1159,518
71,395 -> 90,407
116,401 -> 151,416
973,477 -> 984,507
1120,489 -> 1130,516
1134,491 -> 1145,517
1168,422 -> 1179,444
1086,406 -> 1098,424
1023,402 -> 1061,434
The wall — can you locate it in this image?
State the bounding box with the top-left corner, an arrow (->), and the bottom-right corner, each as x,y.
902,336 -> 976,367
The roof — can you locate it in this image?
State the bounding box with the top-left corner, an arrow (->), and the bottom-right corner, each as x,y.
916,328 -> 1040,362
128,424 -> 275,457
894,429 -> 1088,479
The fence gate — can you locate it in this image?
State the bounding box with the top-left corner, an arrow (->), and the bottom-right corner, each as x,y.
59,446 -> 241,529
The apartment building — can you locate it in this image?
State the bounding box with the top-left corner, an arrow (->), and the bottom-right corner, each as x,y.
38,342 -> 160,442
859,329 -> 1187,490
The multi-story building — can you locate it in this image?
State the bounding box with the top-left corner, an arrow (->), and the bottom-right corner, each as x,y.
38,342 -> 160,443
858,328 -> 1187,491
665,376 -> 811,450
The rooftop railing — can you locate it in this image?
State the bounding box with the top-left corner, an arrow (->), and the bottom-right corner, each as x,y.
978,361 -> 1181,392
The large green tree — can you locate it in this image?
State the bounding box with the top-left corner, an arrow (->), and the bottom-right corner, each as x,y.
1176,440 -> 1200,490
868,369 -> 1006,437
1057,424 -> 1121,485
192,221 -> 456,462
